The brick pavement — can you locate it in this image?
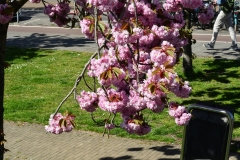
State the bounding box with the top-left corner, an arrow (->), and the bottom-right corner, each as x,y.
4,121 -> 181,160
3,121 -> 240,160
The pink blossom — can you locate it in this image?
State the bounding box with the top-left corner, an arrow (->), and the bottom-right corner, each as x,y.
45,113 -> 63,134
170,80 -> 192,98
151,25 -> 169,39
44,2 -> 70,27
175,113 -> 192,126
121,114 -> 151,135
181,0 -> 202,9
163,0 -> 181,12
45,112 -> 75,134
98,88 -> 129,113
139,32 -> 155,45
168,102 -> 191,126
76,91 -> 98,112
145,97 -> 165,113
44,0 -> 196,134
29,0 -> 41,3
150,49 -> 167,66
169,103 -> 187,118
112,30 -> 130,45
127,89 -> 147,112
198,4 -> 215,24
105,123 -> 115,129
88,0 -> 118,12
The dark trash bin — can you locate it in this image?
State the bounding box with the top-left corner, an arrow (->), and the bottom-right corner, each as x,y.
180,103 -> 234,160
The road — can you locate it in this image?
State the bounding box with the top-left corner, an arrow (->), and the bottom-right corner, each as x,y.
7,5 -> 240,60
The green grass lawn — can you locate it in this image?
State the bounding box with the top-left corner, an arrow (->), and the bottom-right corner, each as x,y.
4,47 -> 240,151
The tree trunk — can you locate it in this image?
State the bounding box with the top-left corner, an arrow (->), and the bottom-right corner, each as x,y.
183,9 -> 193,76
0,0 -> 29,158
0,22 -> 9,160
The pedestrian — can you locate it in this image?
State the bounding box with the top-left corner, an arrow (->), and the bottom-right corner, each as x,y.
203,0 -> 238,51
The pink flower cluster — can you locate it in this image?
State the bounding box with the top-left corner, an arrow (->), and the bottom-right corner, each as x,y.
44,2 -> 70,27
45,112 -> 75,134
88,0 -> 118,12
76,91 -> 98,112
74,0 -> 194,135
44,0 -> 207,135
121,114 -> 151,135
98,88 -> 129,114
163,0 -> 181,12
29,0 -> 41,3
80,17 -> 95,39
198,4 -> 215,24
0,4 -> 13,24
168,102 -> 191,125
181,0 -> 202,9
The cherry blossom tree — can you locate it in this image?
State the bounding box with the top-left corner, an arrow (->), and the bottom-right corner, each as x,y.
38,0 -> 213,135
0,0 -> 214,158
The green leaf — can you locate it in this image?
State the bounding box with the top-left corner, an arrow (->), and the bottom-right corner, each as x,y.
112,67 -> 122,75
148,83 -> 156,94
98,22 -> 106,32
89,24 -> 94,34
100,69 -> 112,80
63,119 -> 67,128
128,25 -> 133,34
164,72 -> 169,79
152,68 -> 161,75
132,119 -> 143,125
151,46 -> 162,50
165,68 -> 175,73
70,120 -> 76,128
100,71 -> 106,80
166,47 -> 175,57
59,119 -> 63,127
159,84 -> 168,93
107,70 -> 112,79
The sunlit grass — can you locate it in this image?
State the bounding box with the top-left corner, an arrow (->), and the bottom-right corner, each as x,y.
4,47 -> 240,150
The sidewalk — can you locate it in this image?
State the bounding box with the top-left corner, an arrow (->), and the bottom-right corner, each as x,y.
3,121 -> 240,160
4,121 -> 181,160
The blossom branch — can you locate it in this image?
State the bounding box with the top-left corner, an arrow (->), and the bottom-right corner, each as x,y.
53,48 -> 103,117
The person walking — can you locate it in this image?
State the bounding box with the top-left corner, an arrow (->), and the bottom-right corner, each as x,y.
203,0 -> 238,51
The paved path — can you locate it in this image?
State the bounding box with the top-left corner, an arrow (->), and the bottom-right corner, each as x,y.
3,120 -> 240,160
4,121 -> 181,160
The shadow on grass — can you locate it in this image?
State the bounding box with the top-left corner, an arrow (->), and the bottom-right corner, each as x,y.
231,139 -> 240,153
5,47 -> 49,62
182,58 -> 240,132
187,58 -> 240,82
